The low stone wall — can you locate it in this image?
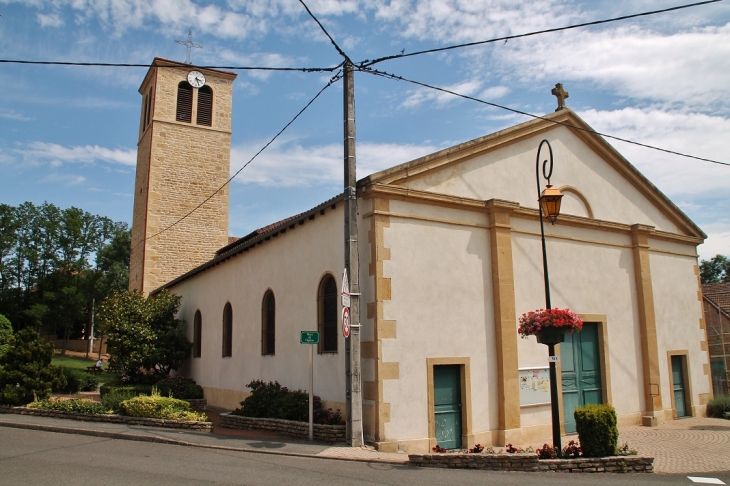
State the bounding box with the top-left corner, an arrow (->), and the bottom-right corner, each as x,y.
220,413 -> 345,442
409,453 -> 653,473
185,399 -> 207,411
0,406 -> 212,431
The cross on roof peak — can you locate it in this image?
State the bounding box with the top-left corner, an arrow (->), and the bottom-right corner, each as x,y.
175,30 -> 203,65
551,83 -> 569,112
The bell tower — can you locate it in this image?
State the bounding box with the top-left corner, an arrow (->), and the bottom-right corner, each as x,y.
129,58 -> 237,294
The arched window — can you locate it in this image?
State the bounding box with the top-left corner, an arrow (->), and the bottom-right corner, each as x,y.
196,85 -> 213,126
318,275 -> 338,353
222,303 -> 232,358
261,290 -> 275,355
176,81 -> 192,123
193,310 -> 202,358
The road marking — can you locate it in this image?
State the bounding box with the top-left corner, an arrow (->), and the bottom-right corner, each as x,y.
688,477 -> 725,485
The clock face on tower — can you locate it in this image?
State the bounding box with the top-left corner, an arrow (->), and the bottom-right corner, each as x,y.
187,70 -> 206,88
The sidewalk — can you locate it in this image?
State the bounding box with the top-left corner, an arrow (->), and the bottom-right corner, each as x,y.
1,409 -> 729,473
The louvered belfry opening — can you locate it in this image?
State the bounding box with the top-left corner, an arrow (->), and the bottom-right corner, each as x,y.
197,85 -> 213,126
176,81 -> 192,123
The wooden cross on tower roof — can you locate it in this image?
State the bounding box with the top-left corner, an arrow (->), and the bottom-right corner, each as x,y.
551,83 -> 569,112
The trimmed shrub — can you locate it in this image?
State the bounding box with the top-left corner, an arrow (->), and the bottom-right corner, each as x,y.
99,382 -> 153,398
101,388 -> 137,413
155,376 -> 204,399
234,380 -> 343,424
56,367 -> 81,394
707,395 -> 730,418
0,328 -> 61,405
80,375 -> 100,392
120,393 -> 207,421
28,397 -> 107,415
574,404 -> 619,457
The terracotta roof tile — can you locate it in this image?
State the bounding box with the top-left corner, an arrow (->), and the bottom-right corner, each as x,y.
703,282 -> 730,313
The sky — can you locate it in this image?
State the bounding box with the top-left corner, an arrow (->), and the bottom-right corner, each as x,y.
0,0 -> 728,260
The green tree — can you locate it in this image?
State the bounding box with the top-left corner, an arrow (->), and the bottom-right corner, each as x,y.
700,254 -> 730,284
0,328 -> 64,405
0,313 -> 12,359
98,290 -> 191,381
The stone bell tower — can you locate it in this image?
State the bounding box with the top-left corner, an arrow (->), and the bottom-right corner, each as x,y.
129,57 -> 237,294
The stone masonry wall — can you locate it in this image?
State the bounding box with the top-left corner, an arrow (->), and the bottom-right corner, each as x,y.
220,413 -> 346,442
0,406 -> 212,431
409,453 -> 653,473
130,62 -> 236,294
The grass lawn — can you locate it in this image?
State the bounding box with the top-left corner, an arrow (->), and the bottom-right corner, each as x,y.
52,355 -> 120,384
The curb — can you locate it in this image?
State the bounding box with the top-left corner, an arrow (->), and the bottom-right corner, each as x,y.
0,420 -> 409,466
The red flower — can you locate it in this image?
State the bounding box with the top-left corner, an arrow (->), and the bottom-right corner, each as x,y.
517,308 -> 583,338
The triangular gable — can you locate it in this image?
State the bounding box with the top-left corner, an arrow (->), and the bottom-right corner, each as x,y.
359,109 -> 705,239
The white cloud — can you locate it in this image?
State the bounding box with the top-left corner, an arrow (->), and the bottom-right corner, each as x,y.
496,23 -> 730,110
580,107 -> 730,197
230,140 -> 437,187
479,85 -> 510,100
0,109 -> 33,121
16,142 -> 136,167
402,79 -> 483,108
37,13 -> 64,27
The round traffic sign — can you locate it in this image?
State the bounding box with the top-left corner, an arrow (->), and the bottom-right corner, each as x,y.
342,306 -> 350,338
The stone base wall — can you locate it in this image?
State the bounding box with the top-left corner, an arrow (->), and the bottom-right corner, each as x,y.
220,413 -> 345,442
0,406 -> 212,432
185,399 -> 207,411
409,453 -> 653,473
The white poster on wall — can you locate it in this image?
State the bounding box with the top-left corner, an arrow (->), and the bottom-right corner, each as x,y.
519,367 -> 551,407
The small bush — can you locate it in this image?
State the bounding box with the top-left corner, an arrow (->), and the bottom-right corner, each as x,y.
536,443 -> 557,459
0,328 -> 59,405
574,404 -> 618,457
706,395 -> 730,418
28,397 -> 107,415
53,367 -> 79,394
80,375 -> 100,392
561,439 -> 582,458
432,445 -> 447,453
468,443 -> 484,454
120,393 -> 207,421
101,389 -> 137,413
155,375 -> 204,399
100,382 -> 153,398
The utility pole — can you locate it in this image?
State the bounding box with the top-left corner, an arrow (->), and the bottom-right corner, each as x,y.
343,60 -> 363,446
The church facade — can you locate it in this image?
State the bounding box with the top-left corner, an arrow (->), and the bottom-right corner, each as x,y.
131,58 -> 712,453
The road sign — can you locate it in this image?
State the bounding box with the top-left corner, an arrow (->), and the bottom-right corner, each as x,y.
300,331 -> 319,344
342,306 -> 350,338
341,294 -> 351,308
341,268 -> 350,296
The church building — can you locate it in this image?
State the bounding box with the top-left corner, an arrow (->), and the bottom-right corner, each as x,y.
130,58 -> 712,453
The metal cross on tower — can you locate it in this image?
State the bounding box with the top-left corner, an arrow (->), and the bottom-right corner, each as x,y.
175,31 -> 203,65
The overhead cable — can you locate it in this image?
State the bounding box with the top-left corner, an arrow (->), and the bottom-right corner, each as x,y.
0,59 -> 341,72
361,0 -> 722,67
360,67 -> 730,167
297,0 -> 351,62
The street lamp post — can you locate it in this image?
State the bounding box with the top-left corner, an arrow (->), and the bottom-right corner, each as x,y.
535,139 -> 564,453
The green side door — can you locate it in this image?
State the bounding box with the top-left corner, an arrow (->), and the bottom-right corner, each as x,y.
561,323 -> 603,434
433,365 -> 462,449
671,355 -> 688,417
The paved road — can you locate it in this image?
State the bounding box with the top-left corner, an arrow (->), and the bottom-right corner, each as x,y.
1,428 -> 729,486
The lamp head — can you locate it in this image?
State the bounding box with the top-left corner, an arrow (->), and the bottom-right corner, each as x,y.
539,184 -> 563,224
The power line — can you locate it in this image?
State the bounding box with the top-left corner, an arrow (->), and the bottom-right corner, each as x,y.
361,0 -> 722,67
360,66 -> 730,167
0,59 -> 340,72
297,0 -> 351,62
137,71 -> 343,249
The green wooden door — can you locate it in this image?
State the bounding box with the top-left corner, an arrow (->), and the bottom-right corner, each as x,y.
671,355 -> 688,417
561,323 -> 603,433
434,365 -> 462,449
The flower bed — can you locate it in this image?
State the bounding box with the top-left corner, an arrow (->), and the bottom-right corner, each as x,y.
0,405 -> 212,431
408,453 -> 653,473
220,413 -> 345,442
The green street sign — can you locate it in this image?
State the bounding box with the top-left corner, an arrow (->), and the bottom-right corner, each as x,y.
300,331 -> 319,344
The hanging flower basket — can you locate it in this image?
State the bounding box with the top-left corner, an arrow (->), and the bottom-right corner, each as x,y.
518,308 -> 583,345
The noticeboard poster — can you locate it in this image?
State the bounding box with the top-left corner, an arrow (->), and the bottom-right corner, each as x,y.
519,367 -> 551,407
